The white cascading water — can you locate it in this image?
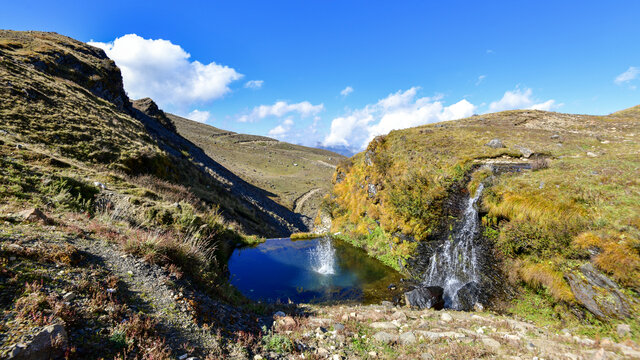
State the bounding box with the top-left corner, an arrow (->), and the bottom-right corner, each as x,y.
424,183 -> 484,308
309,237 -> 337,275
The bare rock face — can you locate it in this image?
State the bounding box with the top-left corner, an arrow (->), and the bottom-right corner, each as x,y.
514,145 -> 534,158
9,324 -> 68,360
485,139 -> 505,148
404,285 -> 444,310
565,263 -> 636,320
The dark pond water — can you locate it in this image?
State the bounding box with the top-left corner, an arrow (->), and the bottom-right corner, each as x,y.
228,237 -> 403,304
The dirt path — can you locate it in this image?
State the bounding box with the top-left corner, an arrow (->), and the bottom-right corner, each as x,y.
294,188 -> 322,213
316,160 -> 337,169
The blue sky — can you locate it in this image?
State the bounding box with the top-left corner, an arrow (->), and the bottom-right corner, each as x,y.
3,1 -> 639,153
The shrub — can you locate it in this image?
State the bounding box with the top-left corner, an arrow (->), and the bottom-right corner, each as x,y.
516,261 -> 574,302
574,232 -> 640,286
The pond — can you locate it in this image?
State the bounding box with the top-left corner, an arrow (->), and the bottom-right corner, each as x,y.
228,237 -> 403,304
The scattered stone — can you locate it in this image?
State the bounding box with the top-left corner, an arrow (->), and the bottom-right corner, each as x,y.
399,331 -> 416,345
381,301 -> 393,308
482,337 -> 501,350
178,355 -> 189,360
404,285 -> 444,310
391,311 -> 407,321
373,331 -> 398,344
616,324 -> 631,337
587,152 -> 598,157
420,353 -> 434,360
515,145 -> 534,158
16,144 -> 24,149
526,341 -> 536,351
551,134 -> 560,139
279,316 -> 296,328
388,283 -> 397,290
62,292 -> 75,302
440,312 -> 453,322
333,323 -> 345,332
367,351 -> 377,357
485,139 -> 505,148
9,324 -> 68,360
253,356 -> 263,360
331,355 -> 342,360
473,302 -> 484,312
370,321 -> 398,330
18,208 -> 51,224
93,181 -> 106,190
316,347 -> 329,356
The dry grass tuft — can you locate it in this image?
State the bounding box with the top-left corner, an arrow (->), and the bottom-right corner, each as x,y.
516,261 -> 574,302
574,232 -> 640,286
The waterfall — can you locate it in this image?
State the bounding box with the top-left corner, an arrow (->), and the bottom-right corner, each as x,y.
424,183 -> 484,309
310,237 -> 337,275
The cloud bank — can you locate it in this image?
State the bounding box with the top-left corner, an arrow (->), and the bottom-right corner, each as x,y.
322,87 -> 476,151
237,100 -> 324,123
89,34 -> 242,108
488,88 -> 556,112
340,86 -> 354,97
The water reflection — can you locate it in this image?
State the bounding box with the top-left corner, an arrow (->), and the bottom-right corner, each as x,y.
228,237 -> 402,304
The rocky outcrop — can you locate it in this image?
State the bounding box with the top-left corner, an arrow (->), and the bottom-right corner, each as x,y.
132,97 -> 177,133
485,139 -> 505,148
565,263 -> 636,320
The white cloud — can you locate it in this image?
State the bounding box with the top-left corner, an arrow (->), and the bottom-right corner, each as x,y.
245,80 -> 264,89
476,75 -> 486,86
88,34 -> 242,108
322,87 -> 476,150
237,100 -> 324,122
187,109 -> 210,123
268,118 -> 295,138
488,88 -> 557,112
340,86 -> 354,97
614,66 -> 639,86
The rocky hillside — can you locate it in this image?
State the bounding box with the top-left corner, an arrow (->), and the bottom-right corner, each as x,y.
169,113 -> 344,227
324,108 -> 639,335
0,29 -> 307,237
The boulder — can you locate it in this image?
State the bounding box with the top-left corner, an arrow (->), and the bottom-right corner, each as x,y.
404,285 -> 444,310
9,324 -> 68,360
617,324 -> 631,337
514,145 -> 534,158
399,331 -> 416,345
452,281 -> 486,311
18,208 -> 51,224
565,263 -> 636,320
485,139 -> 505,148
372,331 -> 398,344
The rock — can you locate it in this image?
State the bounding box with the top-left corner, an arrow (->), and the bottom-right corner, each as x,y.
273,311 -> 286,318
617,324 -> 631,337
587,152 -> 598,157
452,281 -> 486,311
391,311 -> 407,321
373,331 -> 398,344
253,356 -> 263,360
62,292 -> 75,302
279,316 -> 296,328
414,330 -> 464,340
420,353 -> 434,360
399,331 -> 416,345
9,324 -> 68,360
482,337 -> 501,350
565,263 -> 636,320
3,243 -> 24,253
514,145 -> 534,158
16,144 -> 24,149
485,139 -> 505,148
316,348 -> 329,356
331,355 -> 342,360
93,181 -> 106,190
333,323 -> 345,332
440,312 -> 453,322
370,321 -> 398,330
367,351 -> 377,357
473,302 -> 484,312
381,301 -> 394,308
551,134 -> 560,139
18,208 -> 51,224
404,285 -> 444,310
387,283 -> 396,290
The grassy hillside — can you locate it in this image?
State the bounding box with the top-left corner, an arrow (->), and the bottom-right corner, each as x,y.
170,113 -> 344,223
324,107 -> 640,329
0,30 -> 307,237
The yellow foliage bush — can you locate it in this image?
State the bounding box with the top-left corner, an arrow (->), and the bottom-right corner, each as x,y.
574,232 -> 640,286
516,260 -> 574,302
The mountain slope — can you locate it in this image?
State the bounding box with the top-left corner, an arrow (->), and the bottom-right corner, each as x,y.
325,107 -> 640,330
0,30 -> 306,237
169,113 -> 344,225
